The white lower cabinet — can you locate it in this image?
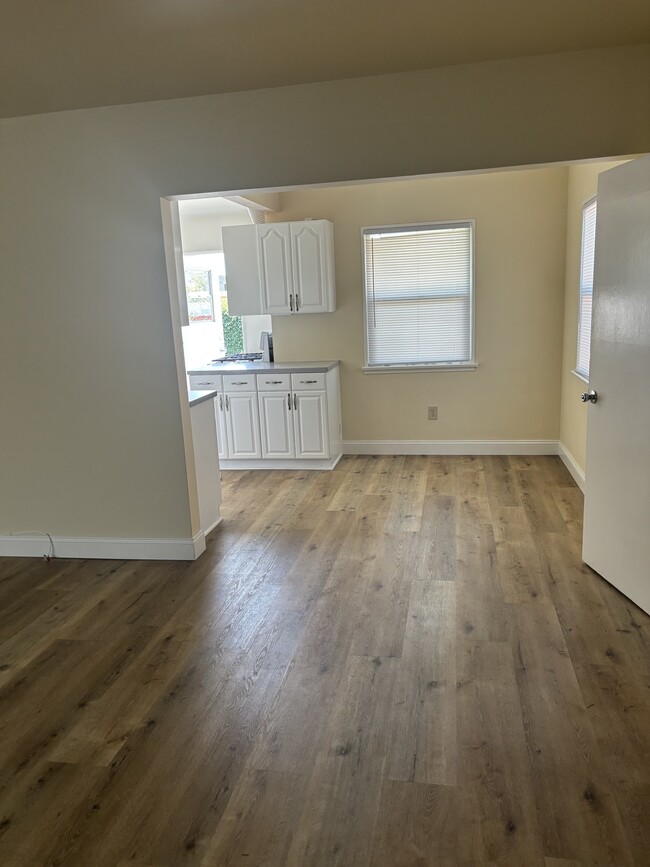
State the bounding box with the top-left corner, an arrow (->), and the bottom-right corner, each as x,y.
293,391 -> 329,458
259,391 -> 295,459
224,392 -> 261,459
259,390 -> 329,460
215,393 -> 229,461
199,365 -> 341,469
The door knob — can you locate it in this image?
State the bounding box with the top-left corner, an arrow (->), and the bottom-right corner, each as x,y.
581,389 -> 598,404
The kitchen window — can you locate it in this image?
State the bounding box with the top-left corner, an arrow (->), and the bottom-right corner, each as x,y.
181,251 -> 244,369
362,221 -> 475,371
575,198 -> 597,381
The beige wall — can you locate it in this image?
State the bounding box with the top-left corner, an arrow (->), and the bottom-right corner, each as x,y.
0,46 -> 648,540
271,168 -> 569,442
558,160 -> 629,474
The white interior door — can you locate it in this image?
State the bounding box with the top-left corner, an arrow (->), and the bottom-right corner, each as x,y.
583,155 -> 650,614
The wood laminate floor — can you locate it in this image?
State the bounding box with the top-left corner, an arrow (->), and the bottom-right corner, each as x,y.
0,455 -> 648,866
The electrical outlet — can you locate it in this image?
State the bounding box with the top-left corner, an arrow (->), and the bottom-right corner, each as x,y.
427,406 -> 438,420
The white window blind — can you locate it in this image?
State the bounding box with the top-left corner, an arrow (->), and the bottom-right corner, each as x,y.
576,198 -> 597,379
363,221 -> 474,368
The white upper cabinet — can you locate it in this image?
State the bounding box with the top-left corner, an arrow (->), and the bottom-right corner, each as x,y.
290,221 -> 335,314
257,223 -> 294,314
223,220 -> 336,316
221,224 -> 262,316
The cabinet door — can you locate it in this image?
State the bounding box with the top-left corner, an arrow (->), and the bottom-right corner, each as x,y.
222,224 -> 263,315
293,391 -> 329,458
215,393 -> 229,460
258,392 -> 295,459
225,392 -> 261,459
257,223 -> 293,315
290,221 -> 335,313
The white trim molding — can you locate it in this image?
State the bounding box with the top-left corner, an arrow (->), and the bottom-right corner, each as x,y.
0,531 -> 207,561
343,439 -> 558,456
220,454 -> 343,471
557,442 -> 586,492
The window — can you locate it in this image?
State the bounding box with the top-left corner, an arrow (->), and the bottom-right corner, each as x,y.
181,251 -> 243,369
363,221 -> 474,370
576,198 -> 597,380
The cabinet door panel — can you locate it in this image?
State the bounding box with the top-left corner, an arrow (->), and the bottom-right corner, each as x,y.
291,221 -> 334,313
258,392 -> 295,459
293,391 -> 329,458
215,393 -> 229,460
258,224 -> 293,314
225,393 -> 261,459
222,224 -> 262,315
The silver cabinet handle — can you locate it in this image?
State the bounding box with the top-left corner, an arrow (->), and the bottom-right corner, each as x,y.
197,381 -> 212,386
225,395 -> 229,410
218,394 -> 223,411
580,389 -> 598,404
289,294 -> 294,312
295,294 -> 300,312
231,381 -> 249,385
300,380 -> 318,384
293,393 -> 297,410
266,380 -> 283,384
287,392 -> 292,410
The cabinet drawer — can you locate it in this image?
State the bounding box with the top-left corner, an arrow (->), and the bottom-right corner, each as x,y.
291,372 -> 326,391
189,374 -> 222,391
257,373 -> 291,392
223,374 -> 258,392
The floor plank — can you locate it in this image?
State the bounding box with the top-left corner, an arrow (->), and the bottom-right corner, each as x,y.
0,455 -> 647,865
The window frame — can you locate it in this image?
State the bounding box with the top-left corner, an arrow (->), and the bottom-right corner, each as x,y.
361,219 -> 477,373
573,196 -> 597,384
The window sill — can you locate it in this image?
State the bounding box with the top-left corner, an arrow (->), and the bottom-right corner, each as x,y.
572,369 -> 589,385
362,363 -> 478,374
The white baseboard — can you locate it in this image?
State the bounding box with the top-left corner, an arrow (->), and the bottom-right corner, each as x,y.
343,439 -> 558,456
203,516 -> 223,537
220,453 -> 343,471
557,442 -> 586,492
0,531 -> 207,561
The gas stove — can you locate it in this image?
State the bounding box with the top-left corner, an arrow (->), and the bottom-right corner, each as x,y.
211,352 -> 263,363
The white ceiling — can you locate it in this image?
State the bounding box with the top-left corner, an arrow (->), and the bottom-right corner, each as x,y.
178,197 -> 252,219
2,0 -> 648,119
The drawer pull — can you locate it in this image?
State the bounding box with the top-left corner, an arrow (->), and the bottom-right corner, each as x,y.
266,380 -> 283,384
197,381 -> 212,386
301,380 -> 318,384
231,380 -> 249,385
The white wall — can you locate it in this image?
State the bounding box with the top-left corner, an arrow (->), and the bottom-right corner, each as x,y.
0,46 -> 648,542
